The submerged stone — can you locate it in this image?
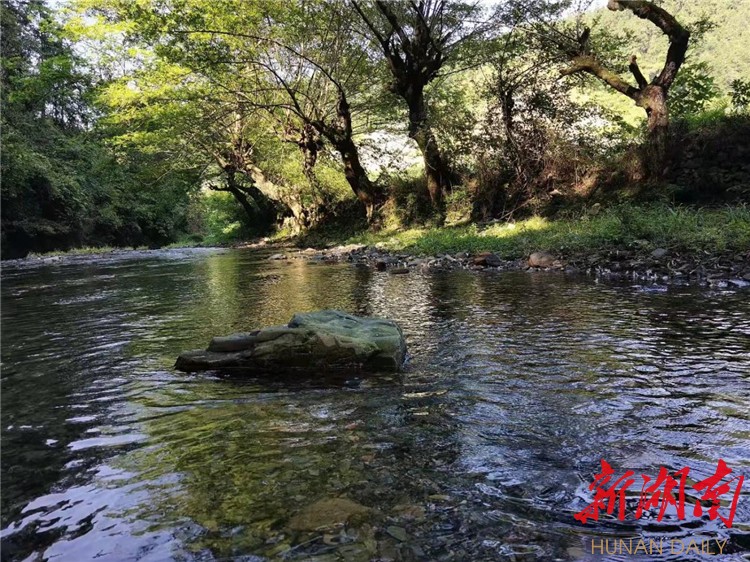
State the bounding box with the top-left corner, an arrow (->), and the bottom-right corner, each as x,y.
287,497 -> 372,531
175,310 -> 407,374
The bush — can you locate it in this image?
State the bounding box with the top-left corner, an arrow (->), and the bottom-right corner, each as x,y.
445,186 -> 473,224
730,79 -> 750,112
381,172 -> 435,228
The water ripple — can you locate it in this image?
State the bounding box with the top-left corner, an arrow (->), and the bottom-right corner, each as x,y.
2,251 -> 749,561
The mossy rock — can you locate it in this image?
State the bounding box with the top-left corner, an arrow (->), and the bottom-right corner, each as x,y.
175,310 -> 407,374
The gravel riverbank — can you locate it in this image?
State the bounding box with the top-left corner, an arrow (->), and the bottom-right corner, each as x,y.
267,243 -> 750,288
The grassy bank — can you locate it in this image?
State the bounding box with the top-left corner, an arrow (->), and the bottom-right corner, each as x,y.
295,204 -> 750,259
14,204 -> 750,263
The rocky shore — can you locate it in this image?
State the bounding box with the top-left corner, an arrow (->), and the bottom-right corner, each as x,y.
8,241 -> 748,289
269,244 -> 750,288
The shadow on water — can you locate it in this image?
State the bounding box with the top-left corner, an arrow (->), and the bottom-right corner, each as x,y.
1,247 -> 749,561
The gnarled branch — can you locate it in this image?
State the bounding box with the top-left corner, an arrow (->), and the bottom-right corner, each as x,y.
561,55 -> 640,99
607,0 -> 689,89
350,0 -> 388,49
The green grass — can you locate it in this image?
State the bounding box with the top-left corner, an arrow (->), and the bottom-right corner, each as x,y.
26,245 -> 142,258
304,204 -> 750,259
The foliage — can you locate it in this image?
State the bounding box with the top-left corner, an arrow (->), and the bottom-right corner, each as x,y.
187,190 -> 256,245
467,22 -> 618,220
74,0 -> 387,224
730,79 -> 750,113
380,172 -> 434,229
1,0 -> 195,258
670,62 -> 720,119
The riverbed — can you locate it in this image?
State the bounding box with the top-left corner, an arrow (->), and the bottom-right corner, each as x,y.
2,247 -> 749,561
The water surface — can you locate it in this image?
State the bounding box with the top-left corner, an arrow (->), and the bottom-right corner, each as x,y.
2,248 -> 749,561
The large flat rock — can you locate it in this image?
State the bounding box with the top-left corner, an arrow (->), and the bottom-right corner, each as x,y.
175,310 -> 406,374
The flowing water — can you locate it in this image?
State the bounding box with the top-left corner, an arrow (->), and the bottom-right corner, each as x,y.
1,248 -> 749,562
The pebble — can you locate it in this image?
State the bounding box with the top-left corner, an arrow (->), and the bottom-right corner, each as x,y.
388,267 -> 410,275
473,252 -> 503,267
528,251 -> 557,268
651,248 -> 669,259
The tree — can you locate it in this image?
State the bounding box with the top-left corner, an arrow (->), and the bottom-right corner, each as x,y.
559,0 -> 690,177
2,0 -> 195,257
242,2 -> 387,221
94,56 -> 285,234
259,35 -> 384,220
85,0 -> 385,222
200,110 -> 279,235
487,26 -> 555,175
351,0 -> 493,217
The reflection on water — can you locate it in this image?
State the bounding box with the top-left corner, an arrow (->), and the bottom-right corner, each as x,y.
1,248 -> 749,561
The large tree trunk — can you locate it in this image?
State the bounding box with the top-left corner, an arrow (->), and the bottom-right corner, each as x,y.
637,84 -> 670,177
317,92 -> 382,222
225,177 -> 262,224
407,88 -> 450,215
334,138 -> 379,221
297,123 -> 322,193
221,168 -> 276,235
296,124 -> 327,225
301,147 -> 319,191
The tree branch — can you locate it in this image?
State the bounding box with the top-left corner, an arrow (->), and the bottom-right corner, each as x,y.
375,0 -> 412,55
561,55 -> 639,99
350,0 -> 387,47
608,0 -> 689,89
207,183 -> 231,192
410,0 -> 443,55
629,55 -> 648,88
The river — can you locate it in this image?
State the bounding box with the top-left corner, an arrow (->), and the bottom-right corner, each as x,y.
2,248 -> 749,561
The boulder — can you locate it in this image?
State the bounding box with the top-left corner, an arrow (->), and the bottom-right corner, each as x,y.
175,310 -> 407,373
473,252 -> 502,267
528,251 -> 557,268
